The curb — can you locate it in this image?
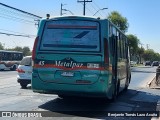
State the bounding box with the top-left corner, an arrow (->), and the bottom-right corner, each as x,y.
147,76 -> 156,88
148,76 -> 160,89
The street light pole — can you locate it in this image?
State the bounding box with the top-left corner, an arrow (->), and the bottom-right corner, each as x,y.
63,9 -> 74,15
93,8 -> 108,16
60,3 -> 67,16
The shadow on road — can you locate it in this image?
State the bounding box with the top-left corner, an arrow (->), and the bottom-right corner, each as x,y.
38,89 -> 160,119
39,96 -> 111,118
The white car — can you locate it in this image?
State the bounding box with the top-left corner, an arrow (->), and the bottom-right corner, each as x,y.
17,56 -> 32,88
130,61 -> 137,67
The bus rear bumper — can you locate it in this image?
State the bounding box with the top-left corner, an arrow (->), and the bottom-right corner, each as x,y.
32,78 -> 113,98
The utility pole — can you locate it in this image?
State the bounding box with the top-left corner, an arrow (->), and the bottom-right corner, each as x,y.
77,0 -> 92,16
60,3 -> 66,16
60,3 -> 73,16
60,3 -> 62,16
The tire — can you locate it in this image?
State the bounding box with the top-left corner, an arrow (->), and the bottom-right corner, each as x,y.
10,65 -> 16,71
124,75 -> 131,91
124,81 -> 129,91
110,80 -> 120,102
20,83 -> 27,88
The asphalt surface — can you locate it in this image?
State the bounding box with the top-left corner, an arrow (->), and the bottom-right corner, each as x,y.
0,67 -> 160,120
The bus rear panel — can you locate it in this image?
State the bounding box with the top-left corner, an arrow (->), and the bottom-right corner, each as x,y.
32,16 -> 128,99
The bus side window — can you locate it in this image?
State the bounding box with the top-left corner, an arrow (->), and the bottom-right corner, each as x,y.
117,32 -> 121,59
13,53 -> 16,60
123,37 -> 127,59
2,53 -> 4,60
9,53 -> 11,60
4,53 -> 7,60
109,24 -> 113,55
111,35 -> 117,56
120,34 -> 123,59
109,35 -> 113,55
125,39 -> 128,58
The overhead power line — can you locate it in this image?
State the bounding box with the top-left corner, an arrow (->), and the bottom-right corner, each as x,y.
89,3 -> 103,17
91,1 -> 108,18
0,28 -> 35,36
0,2 -> 42,19
0,32 -> 35,38
0,14 -> 35,25
0,6 -> 37,20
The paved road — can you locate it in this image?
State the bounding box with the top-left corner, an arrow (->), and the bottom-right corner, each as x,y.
130,66 -> 157,89
0,67 -> 159,120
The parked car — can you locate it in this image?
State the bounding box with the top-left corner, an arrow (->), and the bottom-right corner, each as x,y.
145,61 -> 151,66
152,61 -> 159,66
130,61 -> 137,67
17,56 -> 32,88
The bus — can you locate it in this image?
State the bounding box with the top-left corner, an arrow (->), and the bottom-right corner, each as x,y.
0,50 -> 23,71
32,16 -> 131,100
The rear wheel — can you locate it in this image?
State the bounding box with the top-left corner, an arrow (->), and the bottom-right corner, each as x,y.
110,80 -> 120,102
124,75 -> 131,91
20,83 -> 27,89
10,65 -> 16,71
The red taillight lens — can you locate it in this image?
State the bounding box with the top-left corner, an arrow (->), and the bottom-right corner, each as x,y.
17,69 -> 25,73
32,36 -> 39,60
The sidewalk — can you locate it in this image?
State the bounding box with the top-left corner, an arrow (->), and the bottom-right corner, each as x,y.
149,76 -> 160,89
149,76 -> 160,120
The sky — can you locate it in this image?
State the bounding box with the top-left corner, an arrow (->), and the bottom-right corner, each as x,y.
0,0 -> 160,53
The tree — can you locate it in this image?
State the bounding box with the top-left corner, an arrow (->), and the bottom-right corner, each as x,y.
137,47 -> 145,63
0,42 -> 4,50
127,34 -> 139,55
6,46 -> 31,56
108,11 -> 129,33
143,49 -> 155,61
22,46 -> 31,56
13,46 -> 23,52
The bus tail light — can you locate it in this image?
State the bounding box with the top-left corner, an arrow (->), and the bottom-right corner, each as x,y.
32,36 -> 39,60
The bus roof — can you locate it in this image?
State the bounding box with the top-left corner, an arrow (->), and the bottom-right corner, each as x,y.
41,15 -> 126,36
0,50 -> 23,53
42,15 -> 105,21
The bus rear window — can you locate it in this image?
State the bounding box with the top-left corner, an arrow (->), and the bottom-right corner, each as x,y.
40,20 -> 100,52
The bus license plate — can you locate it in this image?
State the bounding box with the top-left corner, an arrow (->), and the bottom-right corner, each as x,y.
61,72 -> 74,77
